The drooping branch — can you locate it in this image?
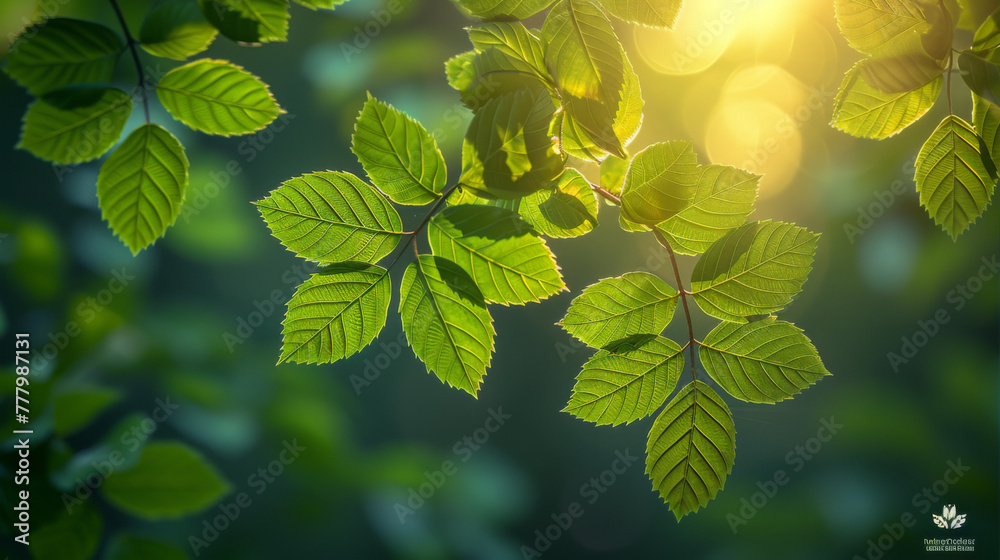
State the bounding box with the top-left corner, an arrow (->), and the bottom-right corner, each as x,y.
654,229 -> 698,381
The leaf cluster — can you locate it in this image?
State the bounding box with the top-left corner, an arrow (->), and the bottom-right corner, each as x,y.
832,0 -> 1000,239
257,0 -> 830,520
4,0 -> 337,254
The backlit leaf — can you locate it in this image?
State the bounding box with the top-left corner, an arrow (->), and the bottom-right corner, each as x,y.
97,123 -> 190,255
599,0 -> 683,29
646,380 -> 736,520
700,318 -> 829,404
831,62 -> 942,139
400,255 -> 495,397
5,18 -> 123,96
279,263 -> 392,364
255,171 -> 403,264
199,0 -> 289,43
518,168 -> 600,238
620,141 -> 699,225
428,205 -> 565,305
973,92 -> 1000,166
834,0 -> 932,55
460,89 -> 565,199
655,164 -> 759,256
156,59 -> 283,136
352,93 -> 446,205
691,221 -> 819,322
18,86 -> 132,164
454,0 -> 555,20
140,0 -> 218,60
542,0 -> 625,101
560,272 -> 678,348
565,335 -> 684,426
914,115 -> 995,240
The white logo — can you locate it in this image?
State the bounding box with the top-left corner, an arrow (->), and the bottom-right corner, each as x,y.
932,504 -> 966,529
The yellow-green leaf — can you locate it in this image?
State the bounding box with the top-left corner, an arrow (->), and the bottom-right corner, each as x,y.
156,59 -> 283,136
97,124 -> 190,255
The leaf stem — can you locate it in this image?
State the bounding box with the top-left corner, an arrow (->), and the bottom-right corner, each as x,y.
654,228 -> 698,381
386,185 -> 460,272
941,0 -> 954,116
109,0 -> 150,123
589,182 -> 620,205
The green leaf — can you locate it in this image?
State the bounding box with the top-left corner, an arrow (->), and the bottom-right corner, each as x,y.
542,0 -> 625,101
834,0 -> 932,55
973,92 -> 1000,166
564,335 -> 684,426
559,51 -> 643,160
600,154 -> 628,198
106,534 -> 188,560
351,93 -> 446,205
646,380 -> 736,521
831,62 -> 942,139
518,168 -> 600,238
655,164 -> 759,256
30,503 -> 102,560
279,263 -> 391,365
97,123 -> 190,255
619,141 -> 700,225
199,0 -> 289,43
53,385 -> 122,437
973,5 -> 1000,53
140,0 -> 219,60
691,221 -> 819,322
560,272 -> 678,348
255,171 -> 403,264
599,0 -> 683,29
914,115 -> 996,240
454,0 -> 555,20
467,21 -> 550,81
5,18 -> 123,96
400,255 -> 495,397
455,48 -> 552,112
17,86 -> 132,164
102,441 -> 231,519
156,59 -> 284,136
460,89 -> 565,199
857,49 -> 947,94
700,318 -> 829,404
428,205 -> 565,305
294,0 -> 349,8
958,50 -> 1000,106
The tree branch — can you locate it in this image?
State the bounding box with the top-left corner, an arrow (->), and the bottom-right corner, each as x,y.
654,228 -> 698,381
109,0 -> 150,123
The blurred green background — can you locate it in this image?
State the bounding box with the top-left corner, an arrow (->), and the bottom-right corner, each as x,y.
0,0 -> 997,558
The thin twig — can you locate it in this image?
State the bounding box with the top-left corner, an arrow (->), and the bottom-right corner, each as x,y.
109,0 -> 150,123
654,228 -> 697,381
